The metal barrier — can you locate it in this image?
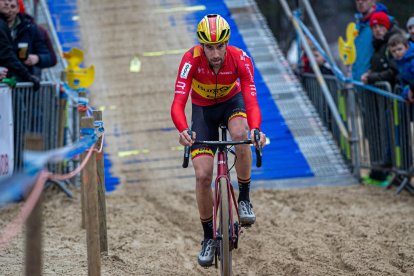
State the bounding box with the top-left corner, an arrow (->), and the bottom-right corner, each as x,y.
10,83 -> 58,172
8,82 -> 79,176
301,74 -> 414,191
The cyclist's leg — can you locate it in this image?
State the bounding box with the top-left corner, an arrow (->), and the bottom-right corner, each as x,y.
225,93 -> 256,225
191,103 -> 219,266
192,155 -> 214,223
227,117 -> 252,180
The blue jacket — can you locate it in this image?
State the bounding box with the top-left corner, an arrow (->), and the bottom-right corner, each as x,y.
396,43 -> 414,98
352,4 -> 390,81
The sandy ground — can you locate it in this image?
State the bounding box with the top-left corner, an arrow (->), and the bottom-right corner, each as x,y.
1,0 -> 414,275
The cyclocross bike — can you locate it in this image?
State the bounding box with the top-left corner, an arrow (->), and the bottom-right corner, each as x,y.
183,125 -> 262,276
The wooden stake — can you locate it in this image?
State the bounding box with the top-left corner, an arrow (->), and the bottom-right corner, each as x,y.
25,134 -> 43,276
79,91 -> 87,229
93,110 -> 108,255
81,117 -> 101,276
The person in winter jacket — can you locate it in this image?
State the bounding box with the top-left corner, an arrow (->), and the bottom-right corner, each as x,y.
0,0 -> 39,88
353,0 -> 392,81
360,12 -> 401,88
388,33 -> 414,103
7,0 -> 56,78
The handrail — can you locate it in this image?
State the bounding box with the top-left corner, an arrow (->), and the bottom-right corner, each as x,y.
279,0 -> 350,140
301,0 -> 337,69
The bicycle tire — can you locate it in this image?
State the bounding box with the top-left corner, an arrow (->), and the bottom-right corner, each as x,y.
219,177 -> 231,276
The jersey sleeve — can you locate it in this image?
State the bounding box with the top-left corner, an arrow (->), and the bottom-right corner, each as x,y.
237,50 -> 262,130
171,51 -> 196,132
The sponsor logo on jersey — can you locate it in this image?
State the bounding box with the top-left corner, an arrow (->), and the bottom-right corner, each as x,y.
245,64 -> 254,82
219,71 -> 233,75
176,81 -> 186,90
191,79 -> 236,99
180,62 -> 192,79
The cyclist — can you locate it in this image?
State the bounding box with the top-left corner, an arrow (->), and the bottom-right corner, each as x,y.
171,14 -> 266,267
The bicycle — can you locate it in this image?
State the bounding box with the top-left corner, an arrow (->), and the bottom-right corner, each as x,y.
183,125 -> 262,276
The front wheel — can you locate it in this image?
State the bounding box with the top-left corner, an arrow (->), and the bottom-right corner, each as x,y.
219,177 -> 231,276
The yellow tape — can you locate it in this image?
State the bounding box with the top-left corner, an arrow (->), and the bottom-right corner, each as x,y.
143,49 -> 187,57
154,5 -> 206,13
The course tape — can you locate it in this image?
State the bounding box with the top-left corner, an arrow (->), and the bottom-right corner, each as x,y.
0,128 -> 101,206
293,14 -> 405,102
0,140 -> 99,249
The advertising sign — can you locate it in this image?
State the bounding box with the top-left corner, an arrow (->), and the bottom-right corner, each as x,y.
0,86 -> 14,179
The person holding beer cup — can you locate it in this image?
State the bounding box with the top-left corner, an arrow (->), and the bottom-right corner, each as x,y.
7,0 -> 56,77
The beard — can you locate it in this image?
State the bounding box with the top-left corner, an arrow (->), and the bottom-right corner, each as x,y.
208,57 -> 223,68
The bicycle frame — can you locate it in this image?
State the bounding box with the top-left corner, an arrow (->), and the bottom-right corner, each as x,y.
182,126 -> 262,274
212,128 -> 239,246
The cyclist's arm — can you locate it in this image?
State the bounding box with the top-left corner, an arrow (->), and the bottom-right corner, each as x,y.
171,51 -> 195,132
237,51 -> 262,130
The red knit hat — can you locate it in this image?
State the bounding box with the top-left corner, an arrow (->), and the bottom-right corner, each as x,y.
370,12 -> 391,30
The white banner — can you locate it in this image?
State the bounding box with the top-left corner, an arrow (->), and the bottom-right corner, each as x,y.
0,86 -> 14,179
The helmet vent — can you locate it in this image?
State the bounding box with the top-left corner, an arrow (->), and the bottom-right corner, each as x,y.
197,31 -> 209,42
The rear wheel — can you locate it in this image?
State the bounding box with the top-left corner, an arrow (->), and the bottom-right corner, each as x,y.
219,177 -> 231,276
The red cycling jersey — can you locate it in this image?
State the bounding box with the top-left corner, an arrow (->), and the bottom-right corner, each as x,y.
171,45 -> 262,132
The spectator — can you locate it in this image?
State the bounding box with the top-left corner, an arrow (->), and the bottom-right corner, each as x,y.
360,12 -> 400,88
0,0 -> 39,88
388,33 -> 414,102
312,47 -> 334,75
361,12 -> 402,186
353,0 -> 391,81
8,0 -> 56,78
406,15 -> 414,45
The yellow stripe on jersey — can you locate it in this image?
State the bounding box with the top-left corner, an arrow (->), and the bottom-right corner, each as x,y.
191,79 -> 236,99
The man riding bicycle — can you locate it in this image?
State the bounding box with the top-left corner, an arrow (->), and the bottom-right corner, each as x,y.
170,14 -> 266,267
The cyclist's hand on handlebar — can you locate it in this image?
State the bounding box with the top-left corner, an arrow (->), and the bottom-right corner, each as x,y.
179,129 -> 196,146
250,129 -> 266,149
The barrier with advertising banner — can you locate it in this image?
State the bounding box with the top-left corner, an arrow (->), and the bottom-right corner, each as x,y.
0,86 -> 14,179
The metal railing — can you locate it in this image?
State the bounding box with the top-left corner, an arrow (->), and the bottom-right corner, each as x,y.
301,74 -> 414,175
7,83 -> 79,175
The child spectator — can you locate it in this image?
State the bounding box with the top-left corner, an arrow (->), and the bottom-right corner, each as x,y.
360,12 -> 400,88
388,33 -> 414,102
310,47 -> 334,75
406,15 -> 414,45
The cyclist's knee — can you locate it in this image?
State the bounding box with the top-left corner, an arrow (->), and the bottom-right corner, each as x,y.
196,172 -> 213,188
229,126 -> 249,141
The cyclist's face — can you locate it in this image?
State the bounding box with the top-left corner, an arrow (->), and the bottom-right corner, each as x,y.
203,42 -> 227,69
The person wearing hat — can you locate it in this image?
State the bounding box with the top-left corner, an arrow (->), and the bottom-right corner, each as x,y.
407,15 -> 414,45
361,12 -> 400,86
352,0 -> 391,82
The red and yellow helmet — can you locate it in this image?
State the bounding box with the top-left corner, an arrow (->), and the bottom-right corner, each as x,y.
196,14 -> 231,44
